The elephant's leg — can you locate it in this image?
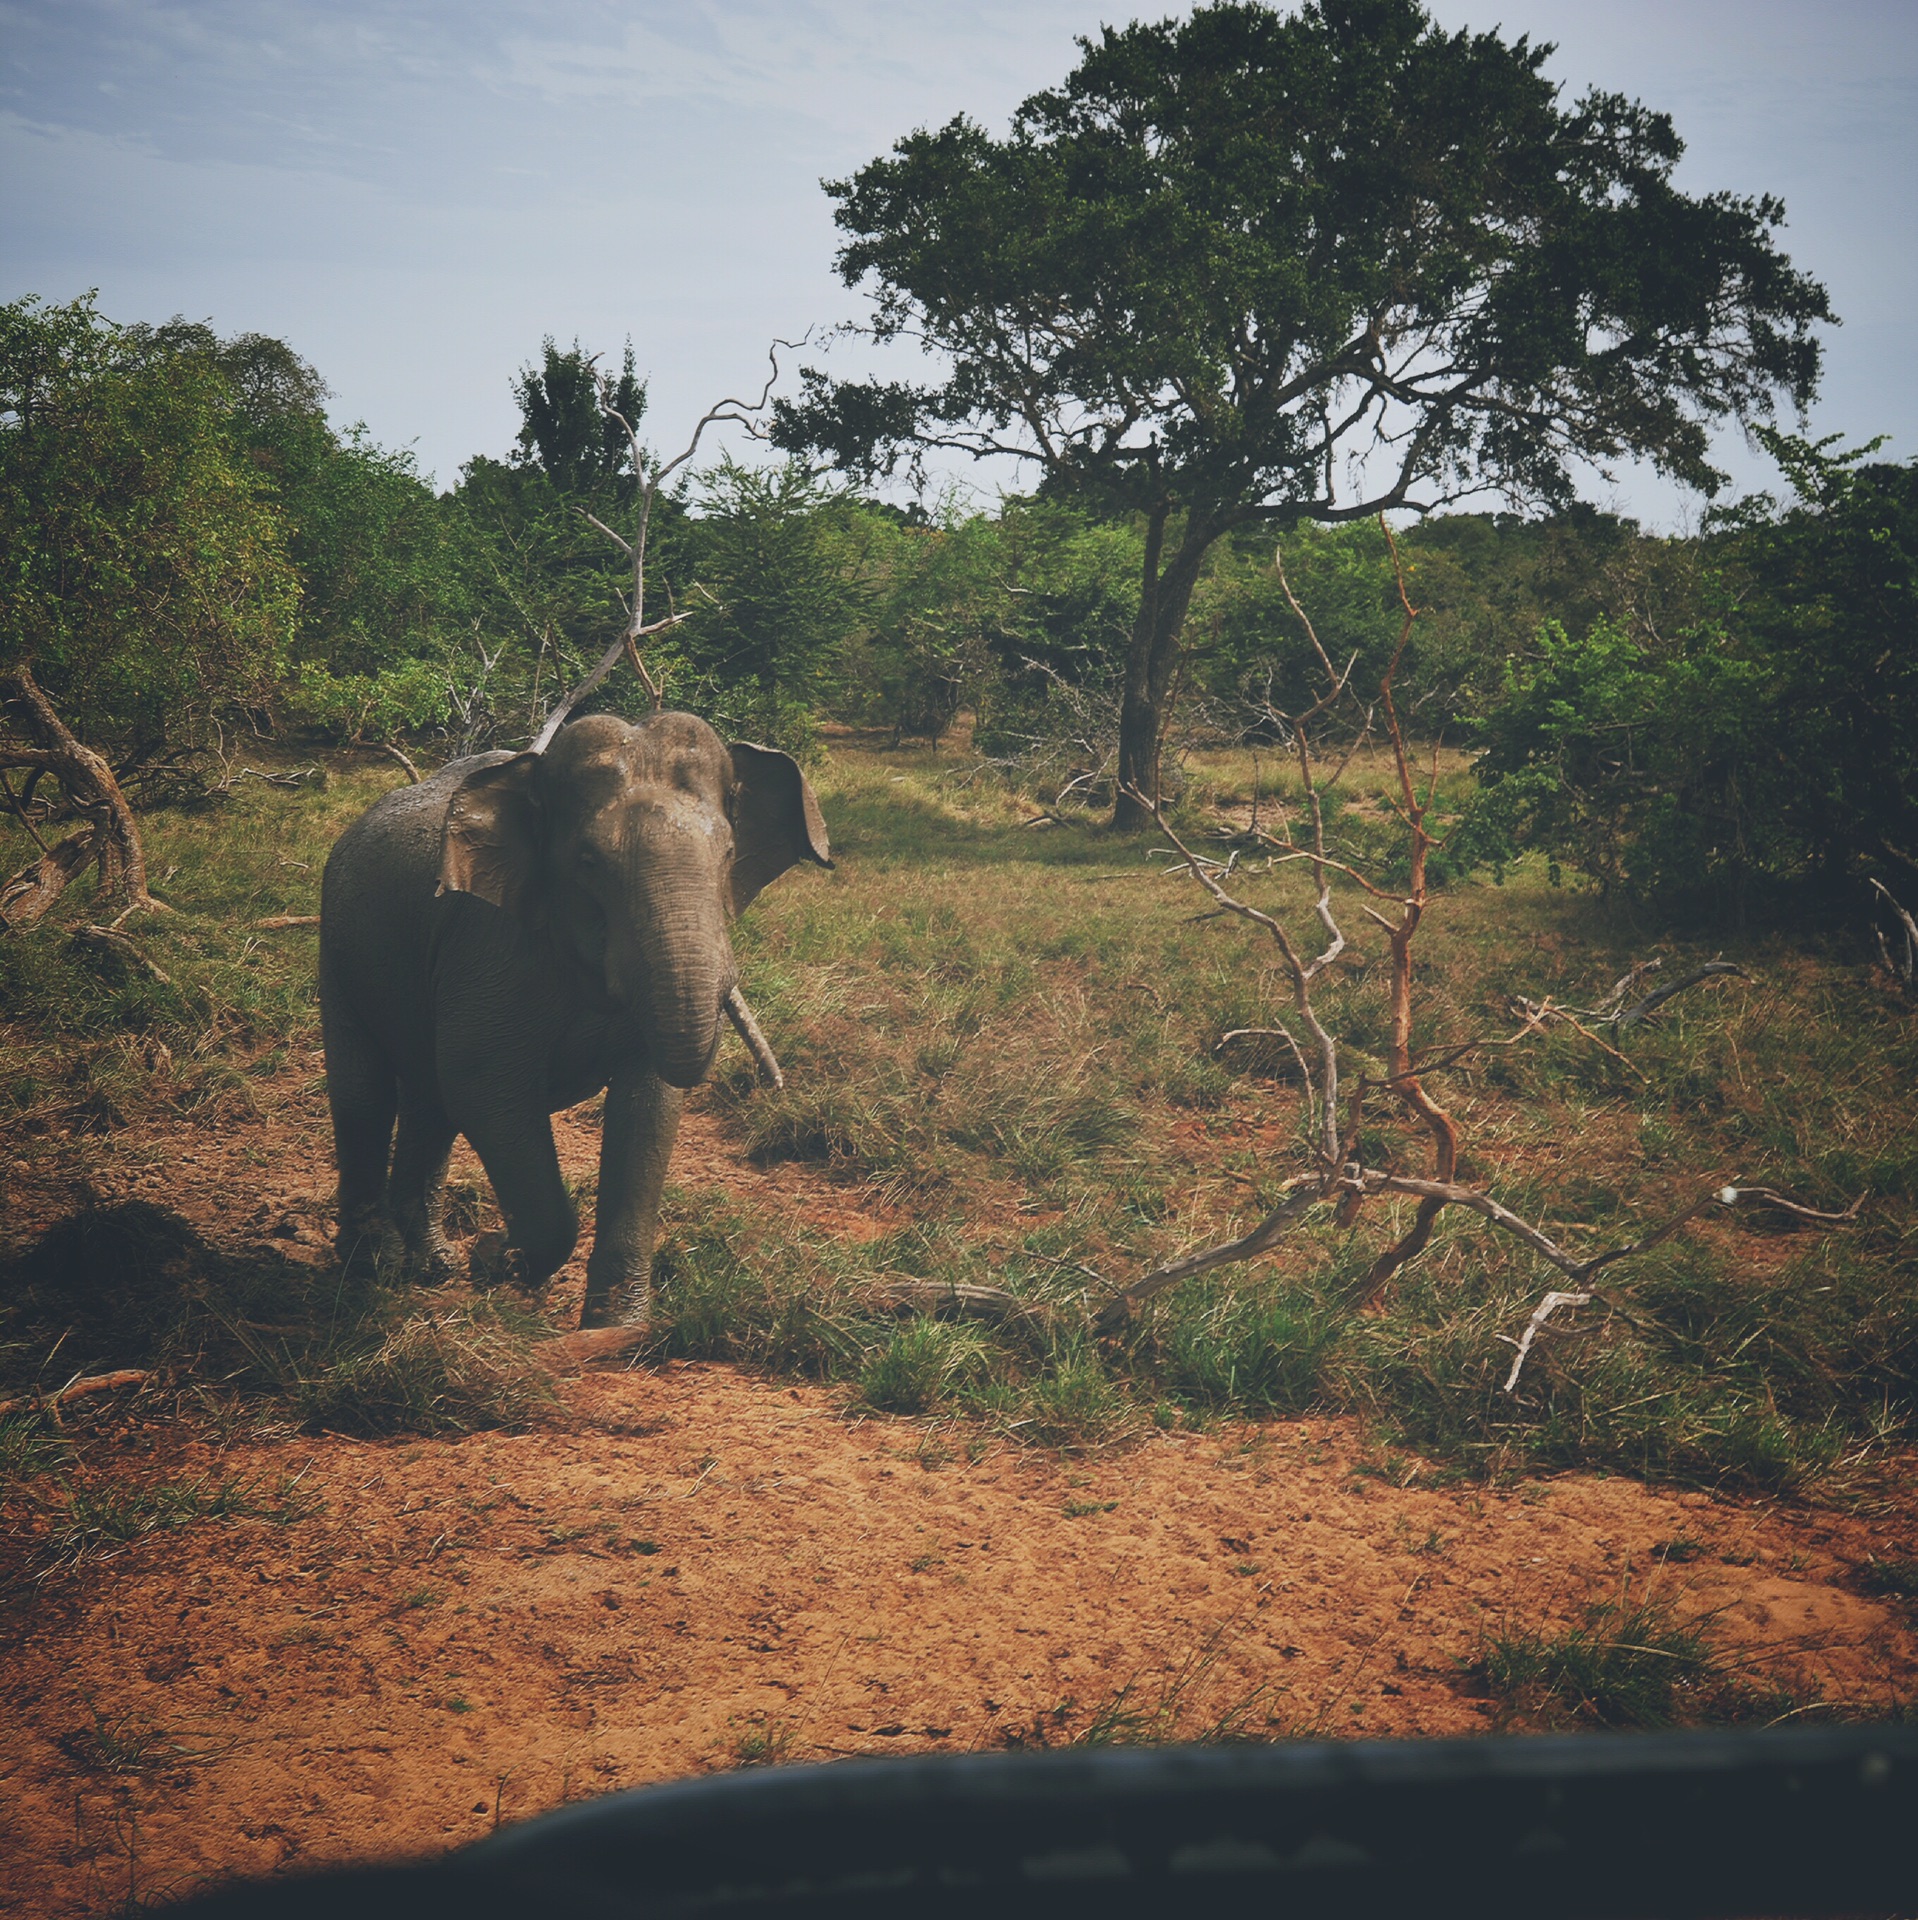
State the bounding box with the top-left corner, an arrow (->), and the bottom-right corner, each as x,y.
321,980 -> 398,1269
387,1087 -> 458,1279
461,1109 -> 578,1290
580,1066 -> 682,1330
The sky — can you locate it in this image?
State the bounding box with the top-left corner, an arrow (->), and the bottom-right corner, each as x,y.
4,0 -> 1915,526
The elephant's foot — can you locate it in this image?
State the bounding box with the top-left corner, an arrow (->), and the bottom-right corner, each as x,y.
396,1223 -> 458,1285
579,1274 -> 649,1333
336,1208 -> 402,1279
468,1230 -> 546,1295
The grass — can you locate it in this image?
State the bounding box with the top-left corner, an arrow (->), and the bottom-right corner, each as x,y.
1464,1589 -> 1799,1731
0,755 -> 388,1144
730,1717 -> 798,1767
0,1199 -> 559,1440
0,1411 -> 72,1486
1857,1558 -> 1918,1611
994,1627 -> 1286,1748
43,1469 -> 321,1569
59,1704 -> 177,1776
3,735 -> 1915,1480
285,1296 -> 560,1437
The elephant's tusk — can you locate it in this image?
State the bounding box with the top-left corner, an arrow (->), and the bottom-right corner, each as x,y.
723,985 -> 785,1090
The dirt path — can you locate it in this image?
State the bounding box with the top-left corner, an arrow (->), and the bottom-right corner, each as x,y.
4,1373 -> 1914,1915
3,1071 -> 1915,1914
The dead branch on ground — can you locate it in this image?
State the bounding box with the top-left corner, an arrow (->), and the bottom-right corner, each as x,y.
0,666 -> 170,930
871,1278 -> 1053,1328
0,1370 -> 152,1420
1509,959 -> 1752,1050
70,923 -> 171,982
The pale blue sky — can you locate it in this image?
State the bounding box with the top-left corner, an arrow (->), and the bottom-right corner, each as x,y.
4,0 -> 1914,524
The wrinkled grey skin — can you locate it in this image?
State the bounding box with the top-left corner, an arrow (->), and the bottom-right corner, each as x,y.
319,712 -> 830,1328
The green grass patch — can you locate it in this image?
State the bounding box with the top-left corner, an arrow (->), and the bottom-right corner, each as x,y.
44,1469 -> 320,1570
1464,1592 -> 1793,1731
287,1296 -> 560,1437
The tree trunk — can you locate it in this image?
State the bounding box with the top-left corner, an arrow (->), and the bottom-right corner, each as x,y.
0,666 -> 159,929
0,828 -> 98,931
1111,512 -> 1218,832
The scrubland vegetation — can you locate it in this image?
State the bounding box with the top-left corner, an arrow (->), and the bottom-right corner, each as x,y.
3,276 -> 1915,1513
4,732 -> 1913,1508
5,15 -> 1918,1820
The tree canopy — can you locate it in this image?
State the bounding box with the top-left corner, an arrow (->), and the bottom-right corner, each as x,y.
0,293 -> 296,753
775,0 -> 1834,824
512,339 -> 647,495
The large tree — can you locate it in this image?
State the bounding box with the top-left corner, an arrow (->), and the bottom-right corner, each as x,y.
775,0 -> 1833,826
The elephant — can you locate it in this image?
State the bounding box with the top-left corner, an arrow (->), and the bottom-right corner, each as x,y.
317,710 -> 831,1329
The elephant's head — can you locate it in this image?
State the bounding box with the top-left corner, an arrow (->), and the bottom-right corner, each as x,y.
435,712 -> 830,1087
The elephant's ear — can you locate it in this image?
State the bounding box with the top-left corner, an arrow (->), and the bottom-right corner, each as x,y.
438,754 -> 543,918
729,742 -> 832,915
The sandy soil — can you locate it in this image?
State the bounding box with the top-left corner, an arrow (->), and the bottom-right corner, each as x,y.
2,1070 -> 1914,1915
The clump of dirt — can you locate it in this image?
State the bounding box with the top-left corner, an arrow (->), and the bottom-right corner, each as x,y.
0,1201 -> 337,1389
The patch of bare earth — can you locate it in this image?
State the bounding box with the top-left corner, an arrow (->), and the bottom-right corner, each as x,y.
2,1066 -> 1914,1915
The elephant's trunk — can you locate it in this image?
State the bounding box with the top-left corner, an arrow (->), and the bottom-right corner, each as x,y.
607,903 -> 731,1090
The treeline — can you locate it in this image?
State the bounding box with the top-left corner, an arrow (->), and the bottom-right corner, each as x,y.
3,294 -> 1913,926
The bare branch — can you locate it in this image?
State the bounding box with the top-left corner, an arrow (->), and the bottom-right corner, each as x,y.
576,508 -> 634,559
1362,1173 -> 1859,1289
379,742 -> 422,785
871,1278 -> 1049,1327
1499,1291 -> 1594,1394
552,341 -> 803,741
0,765 -> 50,853
1,827 -> 96,932
1134,788 -> 1344,1165
0,1369 -> 150,1419
1093,1183 -> 1322,1334
1274,544 -> 1342,686
72,924 -> 170,983
1615,962 -> 1749,1029
1869,879 -> 1917,992
532,632 -> 631,752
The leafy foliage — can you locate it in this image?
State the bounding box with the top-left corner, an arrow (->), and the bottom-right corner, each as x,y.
777,0 -> 1832,818
512,338 -> 646,494
1472,435 -> 1918,908
0,294 -> 297,751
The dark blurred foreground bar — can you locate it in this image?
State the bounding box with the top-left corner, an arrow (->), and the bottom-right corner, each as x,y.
167,1723 -> 1918,1919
